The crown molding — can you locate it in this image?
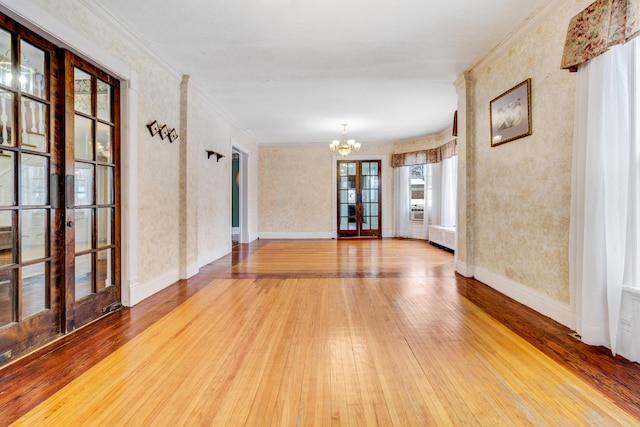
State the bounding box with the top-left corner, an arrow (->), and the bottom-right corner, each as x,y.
79,0 -> 181,81
468,0 -> 572,78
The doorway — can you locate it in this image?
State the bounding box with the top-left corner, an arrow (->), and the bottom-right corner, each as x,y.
231,150 -> 239,246
0,14 -> 121,364
337,160 -> 381,238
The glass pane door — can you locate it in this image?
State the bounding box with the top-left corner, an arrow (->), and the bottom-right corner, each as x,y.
0,24 -> 62,362
64,53 -> 120,331
337,160 -> 381,238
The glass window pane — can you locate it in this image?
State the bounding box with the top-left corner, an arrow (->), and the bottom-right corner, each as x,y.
20,209 -> 47,262
97,207 -> 112,248
97,165 -> 113,205
74,115 -> 93,160
21,154 -> 48,206
0,268 -> 15,326
339,190 -> 348,203
22,262 -> 47,318
363,203 -> 370,216
371,217 -> 379,230
347,162 -> 356,175
371,163 -> 379,176
20,98 -> 48,152
362,162 -> 370,175
371,176 -> 379,189
0,29 -> 12,88
97,248 -> 113,291
74,68 -> 92,115
75,253 -> 93,300
97,80 -> 112,122
370,190 -> 378,202
75,162 -> 94,206
340,217 -> 349,231
19,41 -> 45,98
362,220 -> 370,230
96,123 -> 112,163
372,204 -> 379,216
0,91 -> 15,146
339,163 -> 348,177
0,151 -> 15,206
340,177 -> 348,189
340,204 -> 348,217
75,208 -> 92,252
362,190 -> 369,203
0,210 -> 15,266
348,189 -> 356,203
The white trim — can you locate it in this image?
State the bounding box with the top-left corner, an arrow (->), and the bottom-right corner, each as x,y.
198,245 -> 233,269
129,268 -> 180,306
120,71 -> 139,306
474,266 -> 574,329
455,260 -> 474,278
259,232 -> 334,240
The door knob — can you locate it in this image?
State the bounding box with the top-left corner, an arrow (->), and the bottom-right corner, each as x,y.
67,221 -> 74,228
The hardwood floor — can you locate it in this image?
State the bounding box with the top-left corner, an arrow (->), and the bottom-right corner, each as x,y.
1,239 -> 640,426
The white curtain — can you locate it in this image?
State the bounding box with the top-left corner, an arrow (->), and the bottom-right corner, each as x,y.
429,162 -> 442,227
570,37 -> 640,357
441,156 -> 458,228
394,166 -> 410,238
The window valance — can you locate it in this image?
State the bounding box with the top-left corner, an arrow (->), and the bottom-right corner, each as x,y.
561,0 -> 640,71
391,139 -> 457,168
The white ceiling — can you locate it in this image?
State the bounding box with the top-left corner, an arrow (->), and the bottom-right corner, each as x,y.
89,0 -> 550,144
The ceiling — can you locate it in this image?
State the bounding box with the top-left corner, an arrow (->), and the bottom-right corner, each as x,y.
88,0 -> 550,144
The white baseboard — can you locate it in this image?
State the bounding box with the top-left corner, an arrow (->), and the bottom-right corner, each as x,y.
180,262 -> 200,280
258,232 -> 333,240
474,266 -> 574,329
455,260 -> 474,278
198,245 -> 232,268
129,268 -> 180,306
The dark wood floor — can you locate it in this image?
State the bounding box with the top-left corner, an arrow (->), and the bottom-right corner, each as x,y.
1,239 -> 639,425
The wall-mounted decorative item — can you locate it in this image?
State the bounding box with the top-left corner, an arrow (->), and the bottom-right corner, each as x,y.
490,78 -> 532,147
168,128 -> 178,143
159,124 -> 169,140
147,120 -> 160,136
206,150 -> 225,162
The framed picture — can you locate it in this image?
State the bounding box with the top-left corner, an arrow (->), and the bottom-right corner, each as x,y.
146,120 -> 160,137
159,124 -> 169,140
490,78 -> 532,147
168,128 -> 178,143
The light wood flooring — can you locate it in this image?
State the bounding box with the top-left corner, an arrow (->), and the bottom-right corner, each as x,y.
2,239 -> 640,426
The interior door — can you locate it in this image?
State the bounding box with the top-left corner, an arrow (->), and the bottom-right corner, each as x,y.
0,19 -> 62,361
337,160 -> 381,238
63,52 -> 120,331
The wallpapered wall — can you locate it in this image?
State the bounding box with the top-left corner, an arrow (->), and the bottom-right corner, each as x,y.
24,0 -> 259,299
464,0 -> 593,307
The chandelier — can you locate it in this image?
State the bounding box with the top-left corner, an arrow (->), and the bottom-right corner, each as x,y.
329,124 -> 361,157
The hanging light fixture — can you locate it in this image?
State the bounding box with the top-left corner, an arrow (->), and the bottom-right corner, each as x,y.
329,124 -> 361,157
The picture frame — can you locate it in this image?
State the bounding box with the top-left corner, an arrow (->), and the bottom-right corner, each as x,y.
159,124 -> 169,140
168,128 -> 178,143
490,78 -> 532,147
146,120 -> 160,137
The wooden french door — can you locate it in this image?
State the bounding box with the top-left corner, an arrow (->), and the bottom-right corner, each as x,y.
63,52 -> 120,331
0,14 -> 120,364
337,160 -> 381,238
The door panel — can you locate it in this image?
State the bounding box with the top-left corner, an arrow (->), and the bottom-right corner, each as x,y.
0,16 -> 62,361
337,160 -> 381,238
64,52 -> 120,332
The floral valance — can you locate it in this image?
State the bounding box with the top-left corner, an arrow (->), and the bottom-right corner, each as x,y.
561,0 -> 640,71
391,139 -> 457,168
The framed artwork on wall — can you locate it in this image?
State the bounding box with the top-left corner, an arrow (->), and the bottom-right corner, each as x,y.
490,78 -> 532,147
